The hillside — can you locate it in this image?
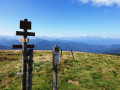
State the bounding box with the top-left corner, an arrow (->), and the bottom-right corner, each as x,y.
0,50 -> 120,90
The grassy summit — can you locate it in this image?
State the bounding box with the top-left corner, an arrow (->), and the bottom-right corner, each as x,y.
0,50 -> 120,90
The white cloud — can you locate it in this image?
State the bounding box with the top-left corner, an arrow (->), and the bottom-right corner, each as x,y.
75,0 -> 120,7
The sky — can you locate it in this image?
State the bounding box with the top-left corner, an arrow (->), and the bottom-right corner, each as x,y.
0,0 -> 120,38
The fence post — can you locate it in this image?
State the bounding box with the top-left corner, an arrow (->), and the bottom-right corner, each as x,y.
71,49 -> 74,60
53,45 -> 59,90
27,49 -> 33,90
60,49 -> 62,58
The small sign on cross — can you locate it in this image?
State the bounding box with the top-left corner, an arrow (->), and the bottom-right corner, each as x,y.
55,46 -> 59,65
20,19 -> 31,30
19,38 -> 29,43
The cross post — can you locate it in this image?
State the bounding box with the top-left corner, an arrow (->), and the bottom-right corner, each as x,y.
13,19 -> 35,90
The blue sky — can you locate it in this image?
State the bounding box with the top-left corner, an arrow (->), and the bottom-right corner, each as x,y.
0,0 -> 120,38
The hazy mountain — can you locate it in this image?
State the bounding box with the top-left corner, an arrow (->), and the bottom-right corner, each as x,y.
1,35 -> 120,45
103,45 -> 120,55
34,40 -> 110,53
38,36 -> 120,45
0,35 -> 120,54
0,45 -> 11,50
0,37 -> 110,53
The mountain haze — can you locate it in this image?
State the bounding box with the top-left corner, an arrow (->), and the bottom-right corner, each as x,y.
0,36 -> 120,54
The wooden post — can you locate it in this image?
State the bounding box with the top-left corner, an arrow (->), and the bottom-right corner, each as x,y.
27,49 -> 33,90
22,19 -> 28,90
53,45 -> 59,90
12,19 -> 35,90
71,49 -> 74,60
68,50 -> 71,59
60,49 -> 62,58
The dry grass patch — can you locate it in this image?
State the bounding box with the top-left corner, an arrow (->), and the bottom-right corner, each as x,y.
68,79 -> 79,85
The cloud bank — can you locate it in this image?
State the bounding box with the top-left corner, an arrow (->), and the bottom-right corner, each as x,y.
75,0 -> 120,7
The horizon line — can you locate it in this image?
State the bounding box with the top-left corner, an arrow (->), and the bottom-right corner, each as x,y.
0,34 -> 120,39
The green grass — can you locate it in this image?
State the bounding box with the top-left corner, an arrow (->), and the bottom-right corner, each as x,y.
0,50 -> 120,90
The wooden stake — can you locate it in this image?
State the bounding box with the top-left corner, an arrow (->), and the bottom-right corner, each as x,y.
60,49 -> 62,58
53,47 -> 57,90
27,49 -> 33,90
71,49 -> 74,60
22,25 -> 27,90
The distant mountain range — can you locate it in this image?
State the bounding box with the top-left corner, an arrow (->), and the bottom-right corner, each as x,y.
39,36 -> 120,45
0,45 -> 11,50
103,45 -> 120,55
0,35 -> 120,54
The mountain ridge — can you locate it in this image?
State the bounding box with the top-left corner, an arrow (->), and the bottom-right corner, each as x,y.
0,36 -> 120,54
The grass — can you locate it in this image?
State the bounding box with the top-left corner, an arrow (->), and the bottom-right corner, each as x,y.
0,50 -> 120,90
